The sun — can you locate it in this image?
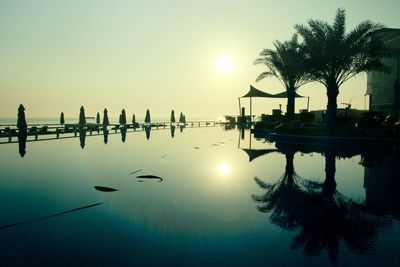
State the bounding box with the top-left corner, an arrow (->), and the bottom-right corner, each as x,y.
215,56 -> 235,74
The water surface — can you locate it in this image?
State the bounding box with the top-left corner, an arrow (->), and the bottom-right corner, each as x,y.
0,126 -> 399,266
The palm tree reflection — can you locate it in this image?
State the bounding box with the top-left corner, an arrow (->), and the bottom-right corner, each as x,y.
252,150 -> 307,229
252,146 -> 388,264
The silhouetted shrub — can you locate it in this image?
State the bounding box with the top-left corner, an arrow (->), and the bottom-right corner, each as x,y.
275,120 -> 302,134
336,115 -> 353,125
254,121 -> 278,130
41,126 -> 48,133
384,115 -> 396,125
300,111 -> 315,124
357,111 -> 385,128
29,126 -> 38,133
394,121 -> 400,135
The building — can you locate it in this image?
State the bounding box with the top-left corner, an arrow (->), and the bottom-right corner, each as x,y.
366,28 -> 400,117
363,150 -> 400,219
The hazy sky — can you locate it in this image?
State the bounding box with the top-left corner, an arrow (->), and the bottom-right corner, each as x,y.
1,0 -> 399,119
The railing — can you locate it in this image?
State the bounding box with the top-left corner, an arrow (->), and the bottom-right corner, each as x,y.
0,121 -> 221,144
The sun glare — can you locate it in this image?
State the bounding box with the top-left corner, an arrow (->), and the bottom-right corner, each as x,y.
215,57 -> 235,74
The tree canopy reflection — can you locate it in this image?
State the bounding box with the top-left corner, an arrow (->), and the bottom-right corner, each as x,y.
252,144 -> 389,265
252,150 -> 308,229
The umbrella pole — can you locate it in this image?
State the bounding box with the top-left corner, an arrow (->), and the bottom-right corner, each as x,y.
249,129 -> 252,150
238,130 -> 240,148
238,97 -> 241,116
250,97 -> 252,123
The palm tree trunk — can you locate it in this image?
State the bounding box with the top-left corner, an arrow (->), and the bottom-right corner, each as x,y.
326,81 -> 339,136
323,147 -> 336,199
285,151 -> 295,179
286,87 -> 295,122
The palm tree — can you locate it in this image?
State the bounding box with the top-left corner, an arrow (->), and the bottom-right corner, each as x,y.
295,8 -> 389,136
254,34 -> 310,121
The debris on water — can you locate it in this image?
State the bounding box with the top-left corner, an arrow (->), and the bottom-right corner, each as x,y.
130,169 -> 143,175
194,146 -> 200,149
212,144 -> 219,146
161,154 -> 167,158
94,186 -> 118,192
136,175 -> 163,182
137,180 -> 144,182
0,203 -> 103,230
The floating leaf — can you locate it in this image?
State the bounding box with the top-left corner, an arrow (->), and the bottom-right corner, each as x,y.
136,175 -> 163,182
94,186 -> 118,192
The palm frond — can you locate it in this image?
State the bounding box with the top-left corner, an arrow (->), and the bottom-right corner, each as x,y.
255,71 -> 273,82
295,7 -> 390,91
255,33 -> 311,90
331,8 -> 346,44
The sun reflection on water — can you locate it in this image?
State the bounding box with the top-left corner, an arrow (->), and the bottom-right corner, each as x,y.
218,163 -> 230,175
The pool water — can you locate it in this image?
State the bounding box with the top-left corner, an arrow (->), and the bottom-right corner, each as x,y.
0,126 -> 399,266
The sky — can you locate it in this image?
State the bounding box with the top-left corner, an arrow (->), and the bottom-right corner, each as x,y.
1,0 -> 400,120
